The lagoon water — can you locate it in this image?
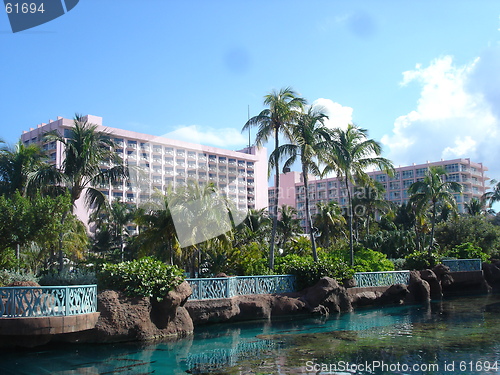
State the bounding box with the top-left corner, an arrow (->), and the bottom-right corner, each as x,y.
3,294 -> 500,374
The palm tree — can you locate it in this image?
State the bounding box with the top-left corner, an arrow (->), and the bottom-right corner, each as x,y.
352,181 -> 391,236
483,179 -> 500,210
134,191 -> 180,265
313,201 -> 346,248
29,114 -> 128,270
242,87 -> 306,269
464,197 -> 485,216
276,204 -> 303,248
233,208 -> 270,248
271,107 -> 330,260
323,124 -> 394,265
407,166 -> 462,255
90,200 -> 136,261
0,141 -> 47,197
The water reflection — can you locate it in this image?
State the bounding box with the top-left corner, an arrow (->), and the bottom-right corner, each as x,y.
2,295 -> 500,374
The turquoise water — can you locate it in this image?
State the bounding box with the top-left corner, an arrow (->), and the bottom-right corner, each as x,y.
3,294 -> 500,374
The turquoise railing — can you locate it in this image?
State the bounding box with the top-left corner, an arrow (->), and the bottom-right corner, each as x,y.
0,285 -> 97,318
442,259 -> 482,272
186,275 -> 296,300
354,271 -> 410,288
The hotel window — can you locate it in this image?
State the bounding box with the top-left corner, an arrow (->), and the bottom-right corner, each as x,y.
328,181 -> 337,189
403,179 -> 414,188
375,174 -> 387,182
445,163 -> 459,173
416,168 -> 427,177
402,170 -> 414,179
389,181 -> 400,190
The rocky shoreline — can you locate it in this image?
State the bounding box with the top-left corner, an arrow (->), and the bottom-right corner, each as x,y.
4,262 -> 500,348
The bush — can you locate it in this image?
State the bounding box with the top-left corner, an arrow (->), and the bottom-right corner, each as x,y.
97,257 -> 185,301
39,269 -> 97,286
404,251 -> 439,270
352,247 -> 394,272
275,254 -> 354,290
235,242 -> 274,276
0,269 -> 39,286
390,258 -> 406,271
445,242 -> 489,262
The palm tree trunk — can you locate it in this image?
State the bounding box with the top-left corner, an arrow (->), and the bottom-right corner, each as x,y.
345,177 -> 354,266
303,166 -> 318,261
58,210 -> 69,272
429,201 -> 437,256
269,132 -> 280,270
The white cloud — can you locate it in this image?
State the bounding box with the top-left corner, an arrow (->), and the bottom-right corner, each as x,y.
382,53 -> 500,177
163,125 -> 248,149
311,98 -> 353,130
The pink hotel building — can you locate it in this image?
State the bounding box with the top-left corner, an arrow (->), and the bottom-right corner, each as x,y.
20,115 -> 268,226
269,159 -> 489,230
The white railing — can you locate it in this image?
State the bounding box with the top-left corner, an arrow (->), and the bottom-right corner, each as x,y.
186,275 -> 295,300
354,271 -> 410,288
442,259 -> 482,272
0,285 -> 97,318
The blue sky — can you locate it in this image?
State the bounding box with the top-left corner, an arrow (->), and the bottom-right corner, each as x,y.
1,1 -> 500,179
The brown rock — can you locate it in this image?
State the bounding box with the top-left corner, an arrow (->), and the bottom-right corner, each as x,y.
185,298 -> 239,325
271,295 -> 307,315
301,277 -> 340,308
378,284 -> 409,305
406,270 -> 431,303
352,291 -> 381,307
420,269 -> 443,299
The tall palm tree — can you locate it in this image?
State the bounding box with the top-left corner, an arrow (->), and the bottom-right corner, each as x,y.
313,201 -> 346,248
30,115 -> 127,209
90,200 -> 136,261
134,190 -> 180,265
271,107 -> 330,261
276,204 -> 303,248
464,197 -> 485,216
483,179 -> 500,210
407,166 -> 462,255
352,181 -> 391,236
323,124 -> 394,265
29,114 -> 128,270
242,87 -> 306,269
0,141 -> 47,197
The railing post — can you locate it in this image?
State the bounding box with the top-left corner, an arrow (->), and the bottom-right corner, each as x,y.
226,277 -> 231,298
65,286 -> 69,316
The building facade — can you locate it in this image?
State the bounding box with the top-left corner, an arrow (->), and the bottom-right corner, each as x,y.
21,115 -> 268,227
269,159 -> 489,230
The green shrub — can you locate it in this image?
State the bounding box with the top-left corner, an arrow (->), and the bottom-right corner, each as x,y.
404,251 -> 439,270
0,269 -> 39,286
276,254 -> 354,290
39,269 -> 97,286
98,257 -> 185,301
446,242 -> 489,262
235,242 -> 273,276
390,258 -> 406,271
352,247 -> 394,272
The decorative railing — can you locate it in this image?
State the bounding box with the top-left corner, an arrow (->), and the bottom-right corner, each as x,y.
0,285 -> 97,318
354,271 -> 410,288
186,275 -> 296,300
184,339 -> 276,371
442,259 -> 482,272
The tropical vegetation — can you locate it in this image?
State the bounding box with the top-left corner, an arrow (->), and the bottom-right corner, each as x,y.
1,92 -> 500,293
